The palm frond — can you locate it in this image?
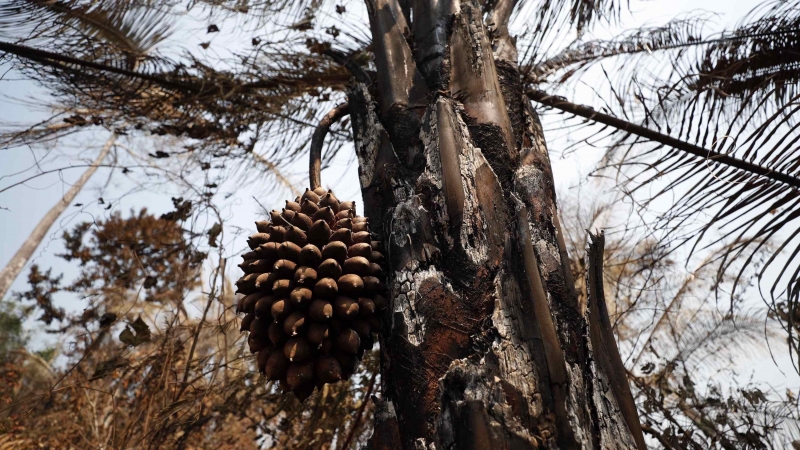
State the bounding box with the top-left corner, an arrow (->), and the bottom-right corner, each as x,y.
0,36 -> 358,198
0,0 -> 174,67
520,0 -> 623,38
528,0 -> 800,371
524,16 -> 713,84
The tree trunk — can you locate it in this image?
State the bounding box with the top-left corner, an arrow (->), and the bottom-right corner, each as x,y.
349,1 -> 645,448
0,134 -> 115,300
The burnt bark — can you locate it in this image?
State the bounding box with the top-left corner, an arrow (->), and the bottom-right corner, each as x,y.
348,1 -> 645,448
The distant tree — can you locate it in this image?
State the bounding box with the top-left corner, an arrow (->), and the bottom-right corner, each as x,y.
0,299 -> 27,361
0,134 -> 114,301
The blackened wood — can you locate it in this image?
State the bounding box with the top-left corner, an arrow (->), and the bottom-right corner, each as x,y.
586,232 -> 647,450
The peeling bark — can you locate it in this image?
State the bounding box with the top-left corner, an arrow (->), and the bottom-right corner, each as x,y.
349,2 -> 643,448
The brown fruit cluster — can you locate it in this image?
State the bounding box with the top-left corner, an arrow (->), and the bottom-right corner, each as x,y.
235,187 -> 387,400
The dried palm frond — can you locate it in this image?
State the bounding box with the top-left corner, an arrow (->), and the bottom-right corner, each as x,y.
520,0 -> 625,39
0,0 -> 174,68
527,0 -> 800,370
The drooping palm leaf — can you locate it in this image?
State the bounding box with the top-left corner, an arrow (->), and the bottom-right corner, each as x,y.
0,0 -> 174,68
526,0 -> 800,371
520,0 -> 625,39
524,16 -> 713,84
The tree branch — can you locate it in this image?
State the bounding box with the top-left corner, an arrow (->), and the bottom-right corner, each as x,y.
0,41 -> 196,92
337,369 -> 377,450
322,49 -> 371,85
309,103 -> 350,190
176,258 -> 224,401
527,89 -> 800,189
0,134 -> 115,300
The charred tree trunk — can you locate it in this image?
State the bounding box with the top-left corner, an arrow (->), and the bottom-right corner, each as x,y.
348,1 -> 645,448
0,134 -> 115,300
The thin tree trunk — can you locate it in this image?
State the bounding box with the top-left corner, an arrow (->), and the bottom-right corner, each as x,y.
0,134 -> 115,300
349,1 -> 644,448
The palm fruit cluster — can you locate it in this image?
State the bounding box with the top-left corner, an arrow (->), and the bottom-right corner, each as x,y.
235,187 -> 387,400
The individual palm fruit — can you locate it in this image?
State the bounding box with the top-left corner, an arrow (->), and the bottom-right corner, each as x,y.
255,295 -> 276,318
265,352 -> 289,380
294,267 -> 317,286
284,337 -> 312,361
338,274 -> 364,295
268,321 -> 286,345
286,360 -> 315,391
235,188 -> 387,399
315,355 -> 342,383
283,311 -> 306,336
300,199 -> 320,216
257,346 -> 275,373
333,296 -> 359,320
248,233 -> 270,248
312,207 -> 335,224
286,226 -> 308,246
259,242 -> 280,261
299,245 -> 322,267
317,258 -> 342,279
256,220 -> 272,233
313,277 -> 338,299
308,299 -> 333,322
289,287 -> 313,306
335,328 -> 361,354
271,299 -> 292,321
248,336 -> 266,354
307,323 -> 329,345
240,293 -> 260,314
343,257 -> 370,276
269,226 -> 286,242
240,314 -> 255,332
357,297 -> 376,317
249,316 -> 269,340
322,241 -> 348,262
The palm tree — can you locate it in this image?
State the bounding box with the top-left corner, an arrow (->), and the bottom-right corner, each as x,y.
0,133 -> 115,300
2,0 -> 800,447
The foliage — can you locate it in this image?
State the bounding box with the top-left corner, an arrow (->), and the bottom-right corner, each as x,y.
0,209 -> 377,449
58,209 -> 206,306
0,299 -> 28,361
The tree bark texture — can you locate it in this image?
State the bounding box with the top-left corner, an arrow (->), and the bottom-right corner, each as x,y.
0,134 -> 115,300
350,1 -> 645,448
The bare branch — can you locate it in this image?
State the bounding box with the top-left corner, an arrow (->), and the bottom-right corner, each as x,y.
251,152 -> 301,197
